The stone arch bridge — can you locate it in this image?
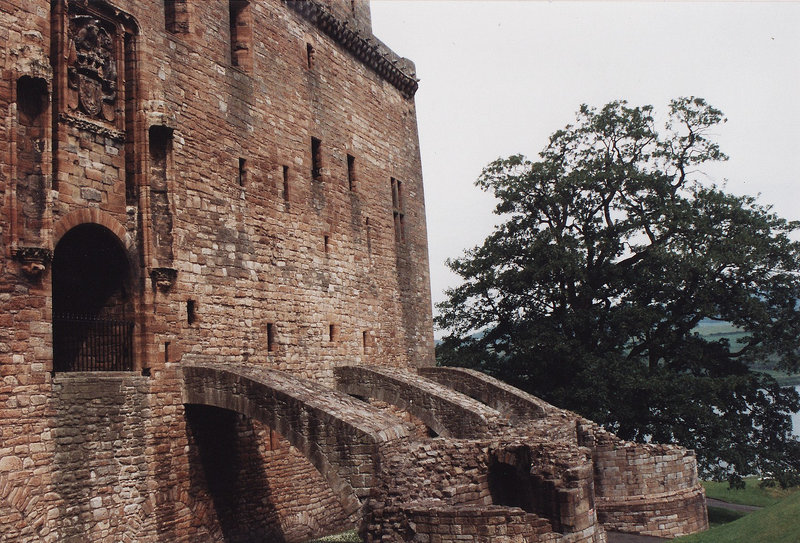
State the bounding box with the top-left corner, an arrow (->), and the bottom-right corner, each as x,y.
180,362 -> 708,542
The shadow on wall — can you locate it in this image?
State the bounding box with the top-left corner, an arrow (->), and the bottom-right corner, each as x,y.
185,405 -> 286,543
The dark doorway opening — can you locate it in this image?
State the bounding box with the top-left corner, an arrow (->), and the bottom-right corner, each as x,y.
52,223 -> 134,371
488,455 -> 563,533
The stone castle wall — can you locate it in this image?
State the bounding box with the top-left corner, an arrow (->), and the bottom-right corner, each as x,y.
1,0 -> 432,540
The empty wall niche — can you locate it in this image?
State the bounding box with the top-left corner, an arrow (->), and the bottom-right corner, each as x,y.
149,125 -> 175,264
15,76 -> 49,246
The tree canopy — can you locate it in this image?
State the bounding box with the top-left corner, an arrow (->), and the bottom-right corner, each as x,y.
436,98 -> 800,485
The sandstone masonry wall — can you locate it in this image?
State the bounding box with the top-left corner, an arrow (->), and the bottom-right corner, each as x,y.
1,0 -> 433,540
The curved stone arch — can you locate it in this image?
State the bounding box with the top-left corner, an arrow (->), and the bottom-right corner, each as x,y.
53,209 -> 133,252
0,472 -> 48,542
180,362 -> 409,519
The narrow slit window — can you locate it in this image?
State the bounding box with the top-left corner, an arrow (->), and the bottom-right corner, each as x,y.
311,137 -> 322,181
391,177 -> 405,243
306,43 -> 315,70
362,331 -> 368,352
187,299 -> 196,325
347,154 -> 356,191
324,235 -> 330,254
238,157 -> 247,187
365,217 -> 372,256
266,323 -> 276,352
282,165 -> 290,201
329,324 -> 339,342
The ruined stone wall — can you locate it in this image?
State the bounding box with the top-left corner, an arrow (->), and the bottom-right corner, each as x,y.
362,438 -> 605,543
578,423 -> 708,537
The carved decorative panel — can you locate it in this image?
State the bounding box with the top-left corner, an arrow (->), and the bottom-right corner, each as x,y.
67,15 -> 117,122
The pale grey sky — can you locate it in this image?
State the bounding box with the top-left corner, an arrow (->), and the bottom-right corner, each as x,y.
370,1 -> 800,333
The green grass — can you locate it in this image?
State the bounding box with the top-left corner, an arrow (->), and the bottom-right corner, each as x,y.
703,477 -> 800,507
676,491 -> 800,543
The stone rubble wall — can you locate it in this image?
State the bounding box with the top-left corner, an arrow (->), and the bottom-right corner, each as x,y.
362,437 -> 606,543
577,422 -> 708,537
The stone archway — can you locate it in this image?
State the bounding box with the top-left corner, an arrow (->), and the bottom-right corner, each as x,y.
180,362 -> 410,521
52,223 -> 134,371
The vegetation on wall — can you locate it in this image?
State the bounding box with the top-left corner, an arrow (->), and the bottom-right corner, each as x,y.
436,98 -> 800,486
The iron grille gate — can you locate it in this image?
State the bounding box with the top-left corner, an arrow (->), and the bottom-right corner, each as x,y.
53,314 -> 134,372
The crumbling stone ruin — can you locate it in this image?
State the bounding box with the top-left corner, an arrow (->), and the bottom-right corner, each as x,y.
1,1 -> 708,541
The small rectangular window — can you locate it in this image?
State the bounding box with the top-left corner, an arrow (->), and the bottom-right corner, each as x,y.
329,324 -> 339,342
391,177 -> 405,243
347,154 -> 356,191
362,331 -> 368,352
238,157 -> 247,187
165,0 -> 189,34
311,137 -> 322,181
324,235 -> 330,254
282,165 -> 290,202
266,323 -> 276,352
230,0 -> 252,69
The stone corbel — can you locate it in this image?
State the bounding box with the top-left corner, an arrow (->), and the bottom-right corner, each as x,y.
13,247 -> 53,279
150,267 -> 178,293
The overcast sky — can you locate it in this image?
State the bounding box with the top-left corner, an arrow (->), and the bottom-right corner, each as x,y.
370,1 -> 800,334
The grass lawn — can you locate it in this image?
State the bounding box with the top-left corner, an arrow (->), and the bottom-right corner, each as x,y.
676,490 -> 800,543
706,506 -> 746,528
703,477 -> 800,507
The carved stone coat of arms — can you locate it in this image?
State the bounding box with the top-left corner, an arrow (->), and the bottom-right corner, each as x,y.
67,15 -> 117,123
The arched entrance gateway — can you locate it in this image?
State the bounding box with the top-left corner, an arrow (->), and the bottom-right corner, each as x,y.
52,223 -> 134,372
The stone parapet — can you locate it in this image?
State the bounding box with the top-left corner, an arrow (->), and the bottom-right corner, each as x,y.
418,366 -> 554,422
335,365 -> 503,438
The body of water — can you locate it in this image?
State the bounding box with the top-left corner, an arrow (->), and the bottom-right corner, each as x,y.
794,385 -> 800,437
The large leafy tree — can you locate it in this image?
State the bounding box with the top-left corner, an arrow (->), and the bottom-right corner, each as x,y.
436,98 -> 800,484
